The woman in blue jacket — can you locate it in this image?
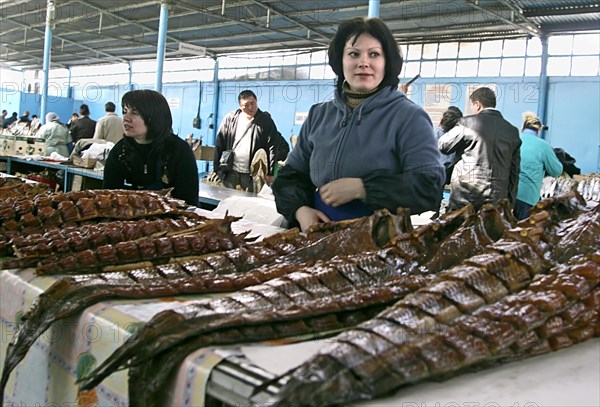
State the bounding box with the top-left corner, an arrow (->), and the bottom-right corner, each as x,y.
272,17 -> 444,231
514,112 -> 563,220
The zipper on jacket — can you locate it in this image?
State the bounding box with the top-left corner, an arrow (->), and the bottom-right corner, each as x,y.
333,109 -> 354,178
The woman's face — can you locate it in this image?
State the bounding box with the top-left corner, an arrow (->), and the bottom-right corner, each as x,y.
122,105 -> 149,143
342,33 -> 385,92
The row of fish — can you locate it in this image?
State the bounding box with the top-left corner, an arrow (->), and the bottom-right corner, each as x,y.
75,195 -> 597,406
1,190 -> 598,406
72,196 -> 600,406
0,188 -> 195,256
0,176 -> 50,199
0,206 -> 411,398
541,174 -> 600,203
577,174 -> 600,202
267,256 -> 599,406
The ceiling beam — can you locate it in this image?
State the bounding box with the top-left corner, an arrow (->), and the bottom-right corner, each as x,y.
175,1 -> 330,48
523,4 -> 600,18
464,0 -> 540,37
250,0 -> 332,42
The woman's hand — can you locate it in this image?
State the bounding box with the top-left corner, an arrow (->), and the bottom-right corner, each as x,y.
319,178 -> 365,207
295,206 -> 330,233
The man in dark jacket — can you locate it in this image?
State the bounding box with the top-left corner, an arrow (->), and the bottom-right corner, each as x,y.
213,89 -> 281,192
69,104 -> 97,143
439,87 -> 521,211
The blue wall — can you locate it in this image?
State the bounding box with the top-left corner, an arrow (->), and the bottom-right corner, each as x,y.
545,78 -> 600,173
3,75 -> 599,173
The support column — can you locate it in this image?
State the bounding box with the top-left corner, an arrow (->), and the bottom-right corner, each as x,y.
210,59 -> 220,146
40,0 -> 56,119
538,35 -> 549,139
128,61 -> 134,91
368,0 -> 380,18
155,1 -> 170,93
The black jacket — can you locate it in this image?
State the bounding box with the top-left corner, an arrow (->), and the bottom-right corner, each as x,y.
70,116 -> 97,143
439,109 -> 521,211
103,134 -> 199,206
213,109 -> 280,175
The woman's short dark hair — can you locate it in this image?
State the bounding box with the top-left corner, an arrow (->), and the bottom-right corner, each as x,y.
122,89 -> 173,146
328,17 -> 402,94
79,104 -> 90,116
441,106 -> 463,133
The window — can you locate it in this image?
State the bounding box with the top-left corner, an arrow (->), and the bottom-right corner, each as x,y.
309,64 -> 326,79
571,56 -> 599,76
524,58 -> 541,76
399,44 -> 408,59
503,39 -> 527,57
420,61 -> 436,77
548,35 -> 573,55
458,42 -> 479,58
311,50 -> 327,64
436,61 -> 457,77
296,52 -> 311,65
403,61 -> 421,78
573,33 -> 600,55
547,56 -> 571,76
438,42 -> 459,59
423,44 -> 438,59
478,59 -> 501,76
480,40 -> 503,57
457,60 -> 478,77
407,44 -> 422,60
296,66 -> 310,80
527,37 -> 542,56
15,32 -> 600,86
501,58 -> 525,76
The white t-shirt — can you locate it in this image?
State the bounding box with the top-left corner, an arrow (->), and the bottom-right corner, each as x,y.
232,115 -> 253,173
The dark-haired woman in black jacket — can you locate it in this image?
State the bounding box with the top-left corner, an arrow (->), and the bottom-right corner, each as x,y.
103,89 -> 199,207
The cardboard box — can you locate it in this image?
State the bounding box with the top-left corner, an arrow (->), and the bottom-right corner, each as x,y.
71,174 -> 83,191
0,135 -> 15,155
33,137 -> 46,156
14,137 -> 28,155
195,146 -> 215,161
72,156 -> 98,169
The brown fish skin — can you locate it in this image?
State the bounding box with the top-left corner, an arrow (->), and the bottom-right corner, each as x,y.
77,207 -> 483,391
78,252 -> 430,392
125,275 -> 434,407
551,204 -> 600,263
80,208 -> 510,401
32,219 -> 249,275
0,210 -> 406,399
0,190 -> 192,248
265,256 -> 599,407
10,216 -> 208,257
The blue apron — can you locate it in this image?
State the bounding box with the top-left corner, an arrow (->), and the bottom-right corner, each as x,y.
314,190 -> 372,222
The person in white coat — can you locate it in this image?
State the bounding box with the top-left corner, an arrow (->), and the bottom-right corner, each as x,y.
37,112 -> 71,157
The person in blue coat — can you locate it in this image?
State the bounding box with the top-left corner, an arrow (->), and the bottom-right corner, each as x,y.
514,112 -> 563,220
272,17 -> 444,231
